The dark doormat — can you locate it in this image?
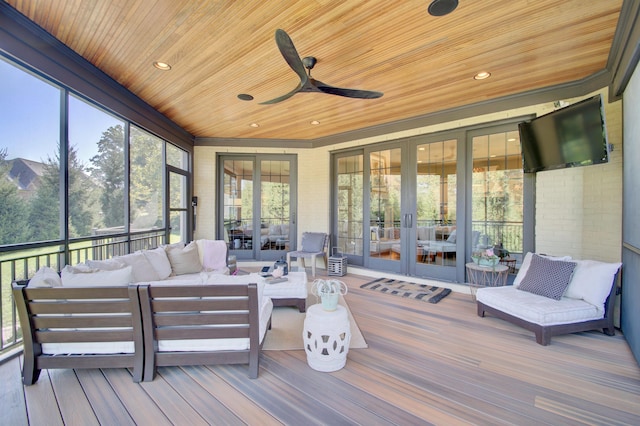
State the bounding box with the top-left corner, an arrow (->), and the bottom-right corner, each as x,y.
360,278 -> 452,304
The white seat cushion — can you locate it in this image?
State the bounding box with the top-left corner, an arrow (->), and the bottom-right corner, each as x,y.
157,296 -> 273,351
476,286 -> 603,326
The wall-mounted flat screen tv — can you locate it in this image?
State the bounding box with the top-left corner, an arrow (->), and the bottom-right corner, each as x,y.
518,95 -> 609,173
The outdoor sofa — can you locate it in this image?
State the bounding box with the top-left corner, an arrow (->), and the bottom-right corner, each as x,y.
12,239 -> 274,384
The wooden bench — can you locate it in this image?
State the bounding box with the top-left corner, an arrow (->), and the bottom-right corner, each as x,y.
137,283 -> 271,381
12,281 -> 144,385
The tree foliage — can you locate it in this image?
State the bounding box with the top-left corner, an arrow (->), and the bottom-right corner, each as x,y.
88,125 -> 125,228
0,150 -> 30,245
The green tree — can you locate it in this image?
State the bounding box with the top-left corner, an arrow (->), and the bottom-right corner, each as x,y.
27,144 -> 97,241
130,129 -> 163,229
88,125 -> 125,228
0,150 -> 30,244
27,155 -> 60,241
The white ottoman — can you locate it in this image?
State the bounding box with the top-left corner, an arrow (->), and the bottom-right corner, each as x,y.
303,304 -> 351,372
258,271 -> 308,312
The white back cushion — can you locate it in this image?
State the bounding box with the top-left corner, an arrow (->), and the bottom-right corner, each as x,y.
29,266 -> 63,288
114,252 -> 160,282
564,259 -> 621,308
61,264 -> 133,287
142,247 -> 172,280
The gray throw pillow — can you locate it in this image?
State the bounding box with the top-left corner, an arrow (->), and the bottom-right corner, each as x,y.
518,254 -> 576,300
301,232 -> 325,252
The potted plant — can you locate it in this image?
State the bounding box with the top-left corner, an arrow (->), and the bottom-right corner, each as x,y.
311,279 -> 348,311
471,248 -> 500,268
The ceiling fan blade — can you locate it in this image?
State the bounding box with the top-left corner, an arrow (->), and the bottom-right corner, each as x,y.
315,80 -> 383,99
259,84 -> 303,105
274,29 -> 308,83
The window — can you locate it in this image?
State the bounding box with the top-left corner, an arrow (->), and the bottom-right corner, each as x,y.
130,126 -> 163,230
472,131 -> 524,264
336,154 -> 364,255
69,95 -> 125,238
0,58 -> 61,244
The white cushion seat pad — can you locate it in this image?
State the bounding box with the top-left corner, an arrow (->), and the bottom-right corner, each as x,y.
476,286 -> 603,326
157,296 -> 273,352
42,341 -> 134,355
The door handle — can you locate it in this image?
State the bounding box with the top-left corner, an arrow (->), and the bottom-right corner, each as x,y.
405,213 -> 412,228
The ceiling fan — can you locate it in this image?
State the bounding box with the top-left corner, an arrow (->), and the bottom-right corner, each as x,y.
260,29 -> 383,105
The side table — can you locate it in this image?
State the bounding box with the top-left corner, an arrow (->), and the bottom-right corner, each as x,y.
466,262 -> 509,300
303,304 -> 351,372
499,256 -> 517,273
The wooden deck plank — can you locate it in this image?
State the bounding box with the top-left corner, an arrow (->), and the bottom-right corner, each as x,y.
48,368 -> 99,426
157,365 -> 248,425
102,368 -> 173,425
75,369 -> 135,425
260,350 -> 430,425
3,269 -> 640,425
137,368 -> 209,426
0,356 -> 28,426
175,366 -> 280,426
23,368 -> 63,426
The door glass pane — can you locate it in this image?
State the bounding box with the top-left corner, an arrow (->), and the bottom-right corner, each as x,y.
370,148 -> 401,260
472,131 -> 524,272
130,126 -> 163,231
223,160 -> 253,251
416,140 -> 457,266
337,155 -> 364,255
169,172 -> 188,243
261,160 -> 290,252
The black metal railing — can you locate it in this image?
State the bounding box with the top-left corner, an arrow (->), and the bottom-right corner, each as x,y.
0,229 -> 166,358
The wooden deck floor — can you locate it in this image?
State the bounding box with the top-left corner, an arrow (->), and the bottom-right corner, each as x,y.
2,269 -> 640,425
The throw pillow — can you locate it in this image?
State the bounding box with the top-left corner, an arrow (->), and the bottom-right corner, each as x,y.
195,239 -> 228,271
29,266 -> 63,288
142,247 -> 172,280
564,259 -> 621,309
61,264 -> 133,287
87,258 -> 127,271
301,232 -> 325,252
513,252 -> 573,288
165,241 -> 202,275
113,252 -> 160,282
518,254 -> 576,300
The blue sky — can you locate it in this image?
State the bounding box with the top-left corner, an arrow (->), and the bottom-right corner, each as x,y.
1,58 -> 121,166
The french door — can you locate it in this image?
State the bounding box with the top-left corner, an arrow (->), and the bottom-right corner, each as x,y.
218,154 -> 297,261
365,138 -> 461,281
167,167 -> 191,244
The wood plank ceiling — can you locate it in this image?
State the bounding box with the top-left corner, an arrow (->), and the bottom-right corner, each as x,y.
5,0 -> 623,144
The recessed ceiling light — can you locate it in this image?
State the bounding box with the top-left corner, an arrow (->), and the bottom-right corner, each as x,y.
153,61 -> 172,71
310,120 -> 320,125
474,71 -> 491,80
238,93 -> 254,101
250,123 -> 260,128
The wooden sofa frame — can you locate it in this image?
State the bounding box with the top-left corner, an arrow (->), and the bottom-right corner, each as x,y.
138,283 -> 268,381
12,281 -> 145,385
476,272 -> 619,345
13,280 -> 269,385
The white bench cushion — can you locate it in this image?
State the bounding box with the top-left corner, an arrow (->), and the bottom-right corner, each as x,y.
476,286 -> 602,326
157,296 -> 273,352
